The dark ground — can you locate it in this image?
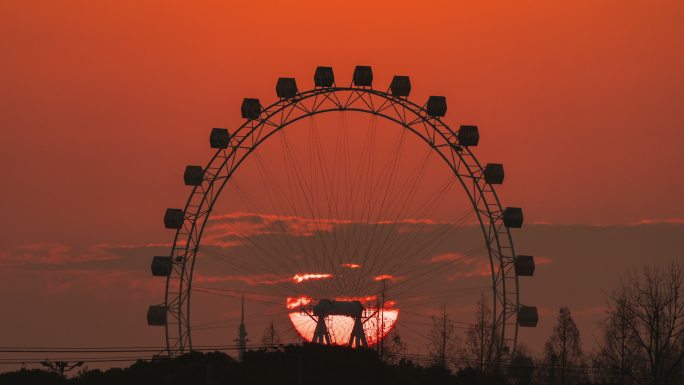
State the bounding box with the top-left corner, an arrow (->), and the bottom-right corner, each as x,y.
0,344 -> 513,385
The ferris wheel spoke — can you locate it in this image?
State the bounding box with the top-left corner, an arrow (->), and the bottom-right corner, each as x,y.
365,178 -> 463,288
363,139 -> 432,277
328,114 -> 356,292
393,288 -> 490,309
356,121 -> 407,284
279,130 -> 332,281
210,212 -> 295,284
390,246 -> 484,295
387,235 -> 478,291
308,117 -> 345,288
389,245 -> 488,300
280,129 -> 342,295
340,117 -> 375,284
392,286 -> 491,305
278,134 -> 320,275
251,153 -> 313,274
380,204 -> 473,280
155,71 -> 527,356
220,180 -> 302,276
358,148 -> 436,283
197,257 -> 301,301
203,212 -> 310,299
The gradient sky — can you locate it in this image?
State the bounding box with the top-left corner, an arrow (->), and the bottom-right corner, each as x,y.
1,0 -> 683,366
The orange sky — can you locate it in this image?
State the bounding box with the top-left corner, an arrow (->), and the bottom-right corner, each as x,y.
2,0 -> 683,245
1,0 -> 683,365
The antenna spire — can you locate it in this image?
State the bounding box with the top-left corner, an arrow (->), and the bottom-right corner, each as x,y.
236,295 -> 248,361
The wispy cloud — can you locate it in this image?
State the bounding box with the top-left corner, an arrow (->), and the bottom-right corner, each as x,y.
426,252 -> 468,264
448,260 -> 491,280
205,212 -> 470,240
633,217 -> 684,225
0,243 -> 117,267
293,273 -> 333,283
194,273 -> 292,286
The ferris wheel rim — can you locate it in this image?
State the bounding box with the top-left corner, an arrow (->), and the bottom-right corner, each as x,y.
156,78 -> 523,360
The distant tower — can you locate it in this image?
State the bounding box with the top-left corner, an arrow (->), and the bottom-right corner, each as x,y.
236,295 -> 248,361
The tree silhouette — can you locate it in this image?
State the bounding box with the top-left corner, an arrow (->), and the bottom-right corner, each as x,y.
428,304 -> 460,369
605,261 -> 684,385
508,343 -> 535,385
463,293 -> 495,372
383,329 -> 408,364
40,361 -> 83,377
594,293 -> 641,385
543,307 -> 585,385
260,319 -> 281,350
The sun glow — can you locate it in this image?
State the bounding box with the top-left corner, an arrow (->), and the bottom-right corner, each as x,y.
286,296 -> 313,309
373,274 -> 395,281
288,309 -> 399,346
286,296 -> 399,346
292,273 -> 333,283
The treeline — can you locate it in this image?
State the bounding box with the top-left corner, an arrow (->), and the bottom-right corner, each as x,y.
0,344 -> 506,385
424,261 -> 684,385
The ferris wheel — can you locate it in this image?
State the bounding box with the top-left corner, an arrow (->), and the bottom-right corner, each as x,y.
147,66 -> 538,362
